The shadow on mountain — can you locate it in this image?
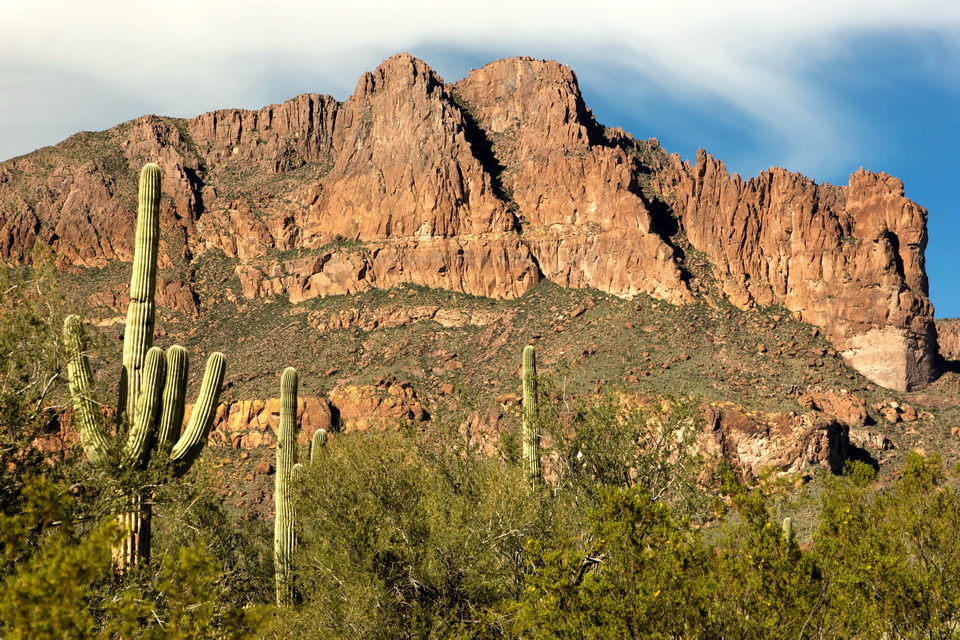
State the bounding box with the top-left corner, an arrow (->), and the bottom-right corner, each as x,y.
938,357 -> 960,375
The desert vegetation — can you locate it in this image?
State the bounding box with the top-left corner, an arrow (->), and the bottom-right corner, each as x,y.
3,164 -> 960,639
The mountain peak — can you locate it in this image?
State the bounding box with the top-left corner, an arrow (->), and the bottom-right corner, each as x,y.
0,54 -> 938,391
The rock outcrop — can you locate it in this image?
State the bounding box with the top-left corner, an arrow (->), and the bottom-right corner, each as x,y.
657,151 -> 936,391
453,58 -> 692,304
937,319 -> 960,362
701,403 -> 849,479
0,53 -> 939,390
205,378 -> 426,449
208,396 -> 333,450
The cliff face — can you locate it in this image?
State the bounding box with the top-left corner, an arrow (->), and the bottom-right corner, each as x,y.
453,57 -> 692,305
937,320 -> 960,362
656,151 -> 936,391
0,53 -> 939,391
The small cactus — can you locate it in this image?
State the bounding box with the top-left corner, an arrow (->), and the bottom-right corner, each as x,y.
310,428 -> 328,463
782,516 -> 794,544
522,345 -> 541,485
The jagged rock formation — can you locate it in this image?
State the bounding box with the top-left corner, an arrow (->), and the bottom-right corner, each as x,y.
453,57 -> 692,304
937,320 -> 960,362
656,152 -> 936,391
0,53 -> 939,391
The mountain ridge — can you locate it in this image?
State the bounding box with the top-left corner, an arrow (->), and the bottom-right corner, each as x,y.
0,52 -> 939,392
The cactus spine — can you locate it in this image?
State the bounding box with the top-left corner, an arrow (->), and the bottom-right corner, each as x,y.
522,345 -> 541,484
63,163 -> 226,568
275,367 -> 299,606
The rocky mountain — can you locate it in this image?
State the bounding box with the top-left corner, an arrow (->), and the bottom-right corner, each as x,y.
0,53 -> 939,399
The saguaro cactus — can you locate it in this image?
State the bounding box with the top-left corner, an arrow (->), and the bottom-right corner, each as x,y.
64,163 -> 226,568
782,516 -> 794,544
522,344 -> 541,485
310,428 -> 328,463
275,367 -> 299,605
273,373 -> 331,605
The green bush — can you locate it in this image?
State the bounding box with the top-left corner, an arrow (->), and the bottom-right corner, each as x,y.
541,392 -> 706,517
279,429 -> 559,639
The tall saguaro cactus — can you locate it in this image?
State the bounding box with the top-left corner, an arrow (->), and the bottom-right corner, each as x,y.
273,370 -> 330,605
275,367 -> 299,606
64,163 -> 226,568
522,344 -> 541,485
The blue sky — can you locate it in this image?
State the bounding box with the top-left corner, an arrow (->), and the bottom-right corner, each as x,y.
3,1 -> 959,316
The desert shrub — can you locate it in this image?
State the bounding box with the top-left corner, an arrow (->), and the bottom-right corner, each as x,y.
514,485 -> 718,639
278,428 -> 563,639
0,474 -> 267,639
100,541 -> 267,639
540,391 -> 707,518
0,251 -> 77,514
813,453 -> 960,639
151,460 -> 275,612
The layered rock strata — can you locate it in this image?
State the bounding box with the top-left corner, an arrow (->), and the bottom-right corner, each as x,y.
0,53 -> 938,390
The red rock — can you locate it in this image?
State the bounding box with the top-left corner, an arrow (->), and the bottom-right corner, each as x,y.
252,461 -> 274,476
801,389 -> 869,428
700,403 -> 849,479
0,54 -> 937,391
655,150 -> 936,391
205,396 -> 333,449
849,429 -> 895,451
880,407 -> 901,423
455,57 -> 691,305
330,380 -> 427,431
937,319 -> 960,361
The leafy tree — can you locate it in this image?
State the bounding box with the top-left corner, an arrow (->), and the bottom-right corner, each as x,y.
541,392 -> 706,517
705,476 -> 824,639
102,542 -> 267,639
0,248 -> 74,513
0,475 -> 116,639
514,485 -> 717,639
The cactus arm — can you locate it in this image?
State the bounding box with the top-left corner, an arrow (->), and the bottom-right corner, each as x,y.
310,429 -> 328,463
170,352 -> 226,478
123,347 -> 165,468
522,345 -> 541,484
64,314 -> 110,464
157,345 -> 188,446
120,163 -> 161,423
275,367 -> 299,606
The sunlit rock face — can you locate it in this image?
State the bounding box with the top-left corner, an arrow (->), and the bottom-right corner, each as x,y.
0,54 -> 938,391
656,151 -> 936,391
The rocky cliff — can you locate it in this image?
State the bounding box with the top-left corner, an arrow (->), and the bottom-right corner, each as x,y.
655,152 -> 936,391
0,53 -> 938,391
937,319 -> 960,362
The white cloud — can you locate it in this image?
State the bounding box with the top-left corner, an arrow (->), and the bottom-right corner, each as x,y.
2,0 -> 959,171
